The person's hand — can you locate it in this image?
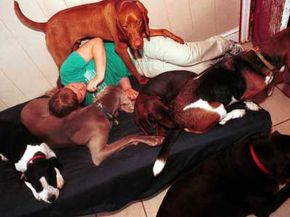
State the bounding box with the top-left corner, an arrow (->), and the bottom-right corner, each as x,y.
87,77 -> 102,92
124,88 -> 139,101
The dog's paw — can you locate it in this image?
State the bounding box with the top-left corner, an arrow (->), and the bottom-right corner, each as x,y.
0,154 -> 8,161
219,118 -> 228,125
219,109 -> 246,125
150,136 -> 164,146
142,136 -> 164,147
244,101 -> 260,111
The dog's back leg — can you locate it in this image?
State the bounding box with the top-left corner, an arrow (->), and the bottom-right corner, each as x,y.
46,33 -> 75,69
153,129 -> 182,176
87,135 -> 163,166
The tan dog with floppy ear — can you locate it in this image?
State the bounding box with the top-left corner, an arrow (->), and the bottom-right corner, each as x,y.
14,0 -> 184,84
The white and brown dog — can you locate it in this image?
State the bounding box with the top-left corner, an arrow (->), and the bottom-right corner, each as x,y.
0,120 -> 64,203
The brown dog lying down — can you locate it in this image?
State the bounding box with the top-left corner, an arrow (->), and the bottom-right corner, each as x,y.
152,50 -> 276,176
157,132 -> 290,217
14,0 -> 183,84
255,27 -> 290,95
21,86 -> 163,166
134,70 -> 197,136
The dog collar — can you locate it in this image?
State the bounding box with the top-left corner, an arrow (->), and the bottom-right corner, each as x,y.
27,153 -> 46,166
95,100 -> 119,125
250,145 -> 272,175
252,47 -> 275,71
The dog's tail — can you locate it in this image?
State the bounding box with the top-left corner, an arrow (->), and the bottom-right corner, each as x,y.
153,129 -> 182,176
14,1 -> 46,32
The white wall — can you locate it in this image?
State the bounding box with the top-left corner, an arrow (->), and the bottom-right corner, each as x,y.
0,0 -> 240,111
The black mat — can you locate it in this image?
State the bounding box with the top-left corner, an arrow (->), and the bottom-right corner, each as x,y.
0,97 -> 271,217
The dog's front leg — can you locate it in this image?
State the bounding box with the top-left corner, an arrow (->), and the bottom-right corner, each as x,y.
148,29 -> 184,44
252,184 -> 290,217
88,135 -> 163,166
244,101 -> 261,111
270,184 -> 290,213
219,109 -> 246,125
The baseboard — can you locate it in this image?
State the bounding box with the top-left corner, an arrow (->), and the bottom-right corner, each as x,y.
220,26 -> 239,42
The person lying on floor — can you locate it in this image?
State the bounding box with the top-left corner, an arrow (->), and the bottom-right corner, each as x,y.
59,37 -> 138,107
21,37 -> 137,121
24,35 -> 242,119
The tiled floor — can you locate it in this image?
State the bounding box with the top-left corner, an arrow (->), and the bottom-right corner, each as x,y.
82,43 -> 290,217
78,86 -> 290,217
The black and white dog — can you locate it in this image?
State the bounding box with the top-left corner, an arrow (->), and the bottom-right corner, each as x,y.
157,132 -> 290,217
0,120 -> 64,203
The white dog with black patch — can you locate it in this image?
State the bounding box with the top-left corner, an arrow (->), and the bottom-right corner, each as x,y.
0,120 -> 64,203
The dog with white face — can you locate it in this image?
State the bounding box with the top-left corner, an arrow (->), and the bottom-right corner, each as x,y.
0,120 -> 64,203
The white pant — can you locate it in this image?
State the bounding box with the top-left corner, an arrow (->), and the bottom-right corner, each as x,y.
129,36 -> 234,78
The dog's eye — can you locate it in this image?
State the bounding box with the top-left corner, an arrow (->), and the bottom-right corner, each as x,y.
138,20 -> 142,25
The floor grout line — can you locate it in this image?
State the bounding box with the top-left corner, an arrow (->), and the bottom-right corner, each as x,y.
272,119 -> 290,128
141,201 -> 149,217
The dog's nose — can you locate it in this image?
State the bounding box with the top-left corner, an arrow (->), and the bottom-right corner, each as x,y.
133,38 -> 143,48
47,194 -> 56,202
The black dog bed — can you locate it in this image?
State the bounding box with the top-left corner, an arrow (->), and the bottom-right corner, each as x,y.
0,92 -> 271,217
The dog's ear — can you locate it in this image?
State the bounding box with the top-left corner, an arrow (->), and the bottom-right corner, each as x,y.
135,1 -> 150,37
114,1 -> 129,41
150,101 -> 177,129
49,157 -> 63,171
116,17 -> 128,41
119,90 -> 135,113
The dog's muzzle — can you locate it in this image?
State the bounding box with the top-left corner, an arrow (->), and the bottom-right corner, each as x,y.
24,176 -> 61,203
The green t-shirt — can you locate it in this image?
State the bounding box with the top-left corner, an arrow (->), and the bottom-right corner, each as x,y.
60,42 -> 130,105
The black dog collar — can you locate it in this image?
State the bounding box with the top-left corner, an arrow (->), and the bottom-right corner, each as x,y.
95,100 -> 119,126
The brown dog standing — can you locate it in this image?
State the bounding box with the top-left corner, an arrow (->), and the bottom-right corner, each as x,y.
255,27 -> 290,95
14,0 -> 184,84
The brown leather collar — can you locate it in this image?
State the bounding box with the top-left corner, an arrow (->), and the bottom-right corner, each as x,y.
252,47 -> 275,71
94,100 -> 119,126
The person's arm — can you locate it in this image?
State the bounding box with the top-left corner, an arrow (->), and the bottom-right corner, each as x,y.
118,77 -> 138,100
76,38 -> 106,92
88,38 -> 106,92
